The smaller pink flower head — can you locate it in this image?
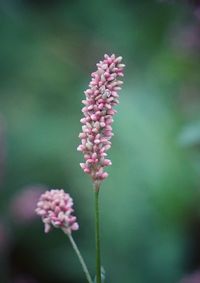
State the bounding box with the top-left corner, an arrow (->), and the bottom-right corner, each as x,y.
35,189 -> 79,235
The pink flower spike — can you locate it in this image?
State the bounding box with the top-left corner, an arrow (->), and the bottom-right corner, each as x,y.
78,54 -> 125,184
35,189 -> 79,235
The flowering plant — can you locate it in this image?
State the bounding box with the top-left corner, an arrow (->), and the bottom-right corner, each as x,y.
36,54 -> 125,283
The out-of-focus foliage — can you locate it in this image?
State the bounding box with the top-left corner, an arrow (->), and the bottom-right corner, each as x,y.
0,0 -> 200,282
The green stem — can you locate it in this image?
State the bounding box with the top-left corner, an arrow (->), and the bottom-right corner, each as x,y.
94,183 -> 101,283
67,233 -> 93,283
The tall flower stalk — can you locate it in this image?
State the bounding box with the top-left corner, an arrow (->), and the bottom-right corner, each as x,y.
78,54 -> 125,283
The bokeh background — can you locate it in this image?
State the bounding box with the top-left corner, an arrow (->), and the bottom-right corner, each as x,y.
1,0 -> 200,282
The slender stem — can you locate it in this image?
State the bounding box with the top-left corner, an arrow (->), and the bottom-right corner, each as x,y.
67,233 -> 93,283
94,183 -> 101,283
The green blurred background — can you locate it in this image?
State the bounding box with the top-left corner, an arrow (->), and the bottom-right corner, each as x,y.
1,0 -> 200,282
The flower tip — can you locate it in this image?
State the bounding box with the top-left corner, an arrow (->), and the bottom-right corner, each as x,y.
101,172 -> 108,179
116,56 -> 123,62
72,222 -> 79,231
80,163 -> 85,169
44,223 -> 51,233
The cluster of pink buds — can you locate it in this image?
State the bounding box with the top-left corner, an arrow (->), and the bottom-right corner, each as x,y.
77,54 -> 125,183
35,189 -> 79,234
